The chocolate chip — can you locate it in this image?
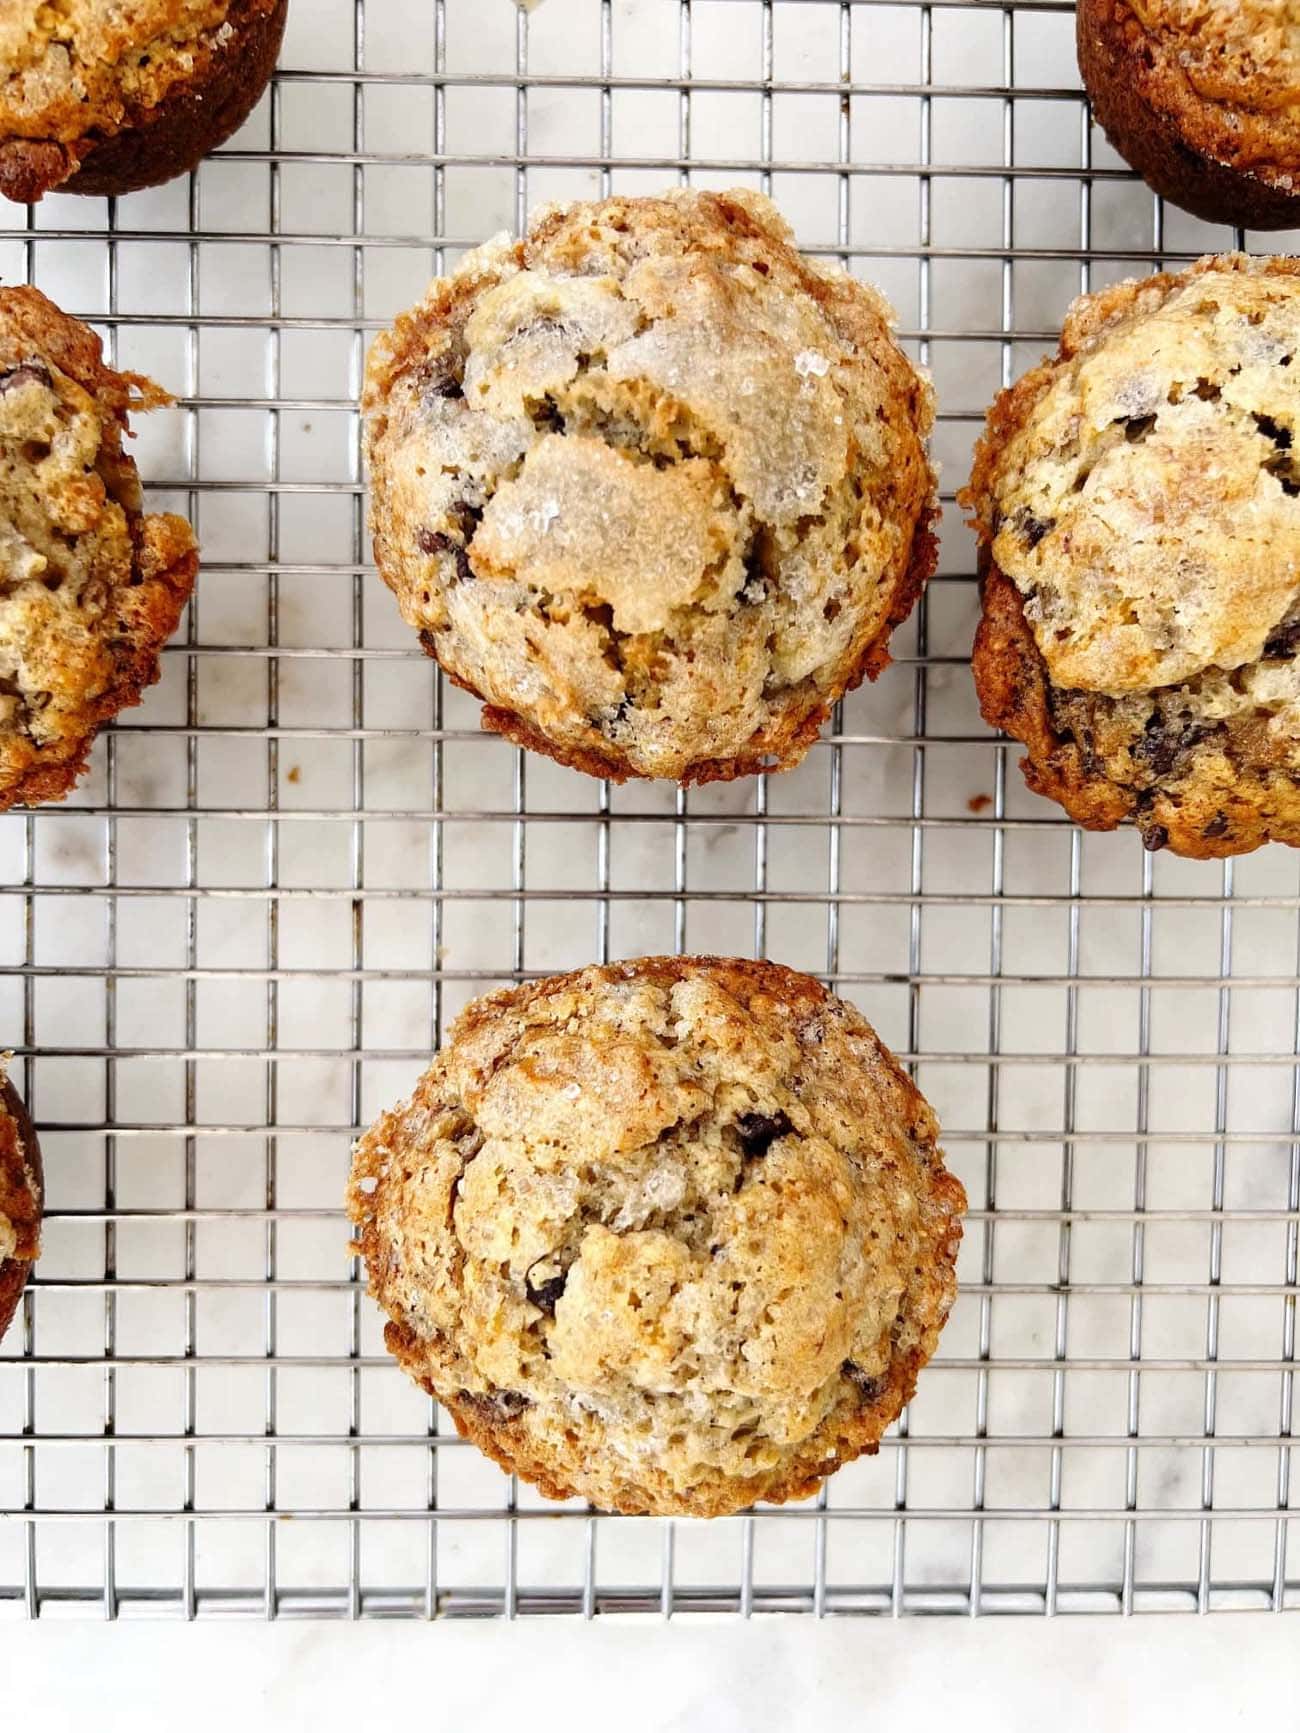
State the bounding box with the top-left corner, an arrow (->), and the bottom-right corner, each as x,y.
528,396 -> 565,433
417,528 -> 472,582
418,628 -> 439,658
1133,710 -> 1209,778
525,1266 -> 567,1315
416,502 -> 480,582
596,695 -> 631,733
1264,618 -> 1300,659
1202,813 -> 1229,839
0,363 -> 51,393
1264,446 -> 1300,496
415,353 -> 464,402
842,1360 -> 886,1402
733,1110 -> 793,1158
1253,412 -> 1293,449
457,1388 -> 528,1422
1142,823 -> 1170,852
1012,506 -> 1054,550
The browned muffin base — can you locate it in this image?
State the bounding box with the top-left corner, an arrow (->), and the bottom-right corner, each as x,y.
0,0 -> 287,204
0,1075 -> 42,1346
431,508 -> 939,786
974,565 -> 1300,859
973,563 -> 1145,840
1078,0 -> 1300,230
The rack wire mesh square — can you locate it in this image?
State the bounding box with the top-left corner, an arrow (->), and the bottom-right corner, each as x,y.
1,0 -> 1299,1621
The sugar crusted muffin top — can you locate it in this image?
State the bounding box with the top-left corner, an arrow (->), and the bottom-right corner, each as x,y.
0,286 -> 197,810
966,255 -> 1300,857
0,1 -> 270,144
979,257 -> 1300,696
363,189 -> 936,784
348,957 -> 965,1517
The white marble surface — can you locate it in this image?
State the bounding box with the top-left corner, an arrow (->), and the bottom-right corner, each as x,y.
13,1615 -> 1300,1729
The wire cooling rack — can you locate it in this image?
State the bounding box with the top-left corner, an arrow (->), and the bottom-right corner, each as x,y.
2,0 -> 1300,1622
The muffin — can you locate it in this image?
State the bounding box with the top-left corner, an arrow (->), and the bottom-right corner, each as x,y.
348,956 -> 965,1518
0,0 -> 288,204
0,286 -> 198,811
0,1066 -> 42,1347
362,189 -> 937,785
964,254 -> 1300,858
1078,0 -> 1300,230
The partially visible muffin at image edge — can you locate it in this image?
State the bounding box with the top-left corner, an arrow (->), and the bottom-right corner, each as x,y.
348,956 -> 965,1518
1077,0 -> 1300,229
0,286 -> 198,811
963,253 -> 1300,859
0,0 -> 289,204
0,1063 -> 42,1347
363,189 -> 937,784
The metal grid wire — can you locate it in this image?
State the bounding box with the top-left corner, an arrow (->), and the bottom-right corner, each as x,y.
2,0 -> 1299,1620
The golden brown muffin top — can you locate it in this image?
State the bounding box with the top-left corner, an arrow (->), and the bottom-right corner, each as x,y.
1130,0 -> 1300,112
0,1 -> 274,144
363,189 -> 935,784
348,957 -> 964,1516
971,255 -> 1300,698
0,285 -> 197,810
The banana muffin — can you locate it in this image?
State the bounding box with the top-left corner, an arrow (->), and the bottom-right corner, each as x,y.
964,254 -> 1300,858
362,189 -> 937,785
0,0 -> 288,204
348,956 -> 965,1517
0,286 -> 198,811
1078,0 -> 1300,230
0,1066 -> 42,1347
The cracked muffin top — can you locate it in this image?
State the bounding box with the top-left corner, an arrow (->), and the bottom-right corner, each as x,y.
0,286 -> 198,811
0,1065 -> 41,1346
362,189 -> 937,785
965,254 -> 1300,857
348,956 -> 965,1517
